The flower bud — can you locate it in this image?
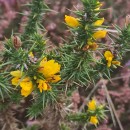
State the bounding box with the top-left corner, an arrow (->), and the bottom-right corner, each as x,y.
12,36 -> 22,49
125,15 -> 130,26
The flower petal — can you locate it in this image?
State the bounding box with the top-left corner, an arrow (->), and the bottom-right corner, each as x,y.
65,15 -> 80,28
112,60 -> 121,66
93,18 -> 104,26
21,88 -> 33,97
10,70 -> 23,78
37,79 -> 51,93
11,77 -> 20,86
90,116 -> 99,125
39,59 -> 61,78
93,30 -> 107,39
88,99 -> 96,111
20,78 -> 33,91
104,51 -> 113,60
107,60 -> 112,67
46,75 -> 61,83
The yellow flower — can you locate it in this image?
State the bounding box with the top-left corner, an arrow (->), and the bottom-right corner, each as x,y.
10,70 -> 23,77
37,79 -> 51,92
10,70 -> 23,86
11,77 -> 20,86
104,51 -> 114,61
104,51 -> 113,67
46,75 -> 61,83
39,57 -> 47,67
90,116 -> 99,125
88,99 -> 96,111
87,40 -> 94,45
37,58 -> 61,93
93,18 -> 104,26
21,87 -> 33,97
20,77 -> 33,91
39,59 -> 61,78
20,77 -> 33,97
65,15 -> 80,28
10,70 -> 33,97
104,51 -> 121,67
112,61 -> 121,66
17,77 -> 33,97
93,30 -> 107,39
95,1 -> 102,10
29,52 -> 34,58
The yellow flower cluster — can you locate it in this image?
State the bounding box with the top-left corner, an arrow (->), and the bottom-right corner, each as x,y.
104,51 -> 121,67
87,99 -> 99,126
84,18 -> 107,51
38,57 -> 61,92
10,70 -> 33,97
10,58 -> 61,97
64,1 -> 107,51
64,0 -> 103,28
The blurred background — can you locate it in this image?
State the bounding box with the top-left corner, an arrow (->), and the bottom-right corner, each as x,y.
0,0 -> 130,130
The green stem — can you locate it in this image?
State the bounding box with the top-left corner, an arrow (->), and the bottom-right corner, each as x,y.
21,0 -> 48,40
0,61 -> 13,69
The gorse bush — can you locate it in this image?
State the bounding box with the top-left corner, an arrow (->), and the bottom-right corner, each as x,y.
0,0 -> 130,129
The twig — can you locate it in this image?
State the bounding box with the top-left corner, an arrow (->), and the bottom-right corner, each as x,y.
66,103 -> 74,109
110,74 -> 130,81
97,28 -> 119,33
103,82 -> 124,130
102,83 -> 116,127
64,108 -> 76,112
